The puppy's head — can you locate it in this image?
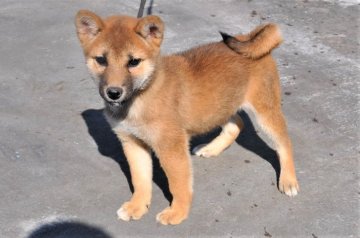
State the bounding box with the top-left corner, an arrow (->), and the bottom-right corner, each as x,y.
75,10 -> 164,107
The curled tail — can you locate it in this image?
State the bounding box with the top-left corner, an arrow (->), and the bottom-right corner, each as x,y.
220,23 -> 283,59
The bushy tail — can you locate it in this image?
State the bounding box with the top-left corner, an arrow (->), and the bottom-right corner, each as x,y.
220,23 -> 283,59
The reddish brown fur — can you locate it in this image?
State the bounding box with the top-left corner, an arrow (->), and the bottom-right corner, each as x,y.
75,10 -> 299,225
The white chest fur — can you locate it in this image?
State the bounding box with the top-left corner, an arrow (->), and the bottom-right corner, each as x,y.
104,99 -> 152,142
112,119 -> 143,139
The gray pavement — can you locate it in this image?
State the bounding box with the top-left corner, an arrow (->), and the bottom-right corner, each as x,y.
0,0 -> 359,237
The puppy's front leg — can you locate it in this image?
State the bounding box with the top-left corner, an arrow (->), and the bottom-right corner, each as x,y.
153,133 -> 193,225
116,132 -> 153,221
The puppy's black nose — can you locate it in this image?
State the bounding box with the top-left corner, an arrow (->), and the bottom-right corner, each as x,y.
106,87 -> 123,100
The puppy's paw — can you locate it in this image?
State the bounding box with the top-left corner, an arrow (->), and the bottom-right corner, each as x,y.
279,173 -> 299,197
156,207 -> 188,225
117,201 -> 149,221
192,144 -> 221,158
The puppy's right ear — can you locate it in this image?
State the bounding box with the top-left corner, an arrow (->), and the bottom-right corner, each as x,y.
75,10 -> 104,46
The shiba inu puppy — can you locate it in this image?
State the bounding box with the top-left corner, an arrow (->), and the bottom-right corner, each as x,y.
75,10 -> 299,225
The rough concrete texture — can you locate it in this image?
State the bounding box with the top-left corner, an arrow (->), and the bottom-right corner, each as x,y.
0,0 -> 359,237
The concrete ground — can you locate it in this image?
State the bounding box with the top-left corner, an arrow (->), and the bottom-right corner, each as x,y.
0,0 -> 359,237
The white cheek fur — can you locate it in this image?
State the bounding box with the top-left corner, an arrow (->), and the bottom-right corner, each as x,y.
86,58 -> 105,85
132,61 -> 155,90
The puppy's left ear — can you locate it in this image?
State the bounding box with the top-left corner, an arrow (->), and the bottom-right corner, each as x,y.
135,15 -> 164,47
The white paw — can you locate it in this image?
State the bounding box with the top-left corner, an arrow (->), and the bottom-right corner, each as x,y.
192,144 -> 220,158
116,201 -> 149,221
279,174 -> 299,197
117,207 -> 130,221
156,207 -> 188,225
284,186 -> 298,197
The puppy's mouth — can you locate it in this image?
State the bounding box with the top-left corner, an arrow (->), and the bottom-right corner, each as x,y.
103,96 -> 134,119
105,98 -> 129,107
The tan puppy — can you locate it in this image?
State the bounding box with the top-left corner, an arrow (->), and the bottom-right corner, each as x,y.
75,10 -> 299,225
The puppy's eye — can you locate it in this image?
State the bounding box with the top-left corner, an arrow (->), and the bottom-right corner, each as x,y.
128,58 -> 142,68
94,56 -> 107,66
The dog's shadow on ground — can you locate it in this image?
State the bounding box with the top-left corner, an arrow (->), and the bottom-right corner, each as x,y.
81,109 -> 280,203
27,220 -> 112,238
191,111 -> 280,181
236,111 -> 280,181
82,109 -> 173,203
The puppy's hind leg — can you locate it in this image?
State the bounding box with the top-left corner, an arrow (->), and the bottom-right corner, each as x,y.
246,96 -> 299,197
193,114 -> 244,158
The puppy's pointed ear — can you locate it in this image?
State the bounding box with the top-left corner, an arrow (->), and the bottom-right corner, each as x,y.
135,15 -> 164,47
75,10 -> 104,45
